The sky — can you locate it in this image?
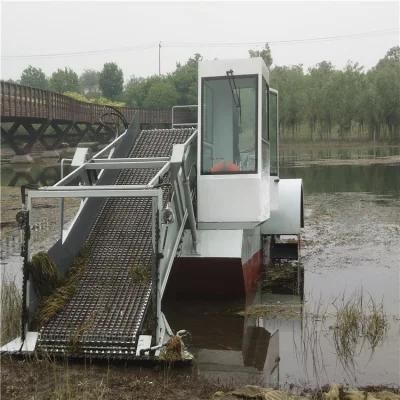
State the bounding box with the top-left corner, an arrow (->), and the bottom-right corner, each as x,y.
1,1 -> 399,82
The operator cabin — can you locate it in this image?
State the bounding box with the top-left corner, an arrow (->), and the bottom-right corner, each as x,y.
197,57 -> 279,229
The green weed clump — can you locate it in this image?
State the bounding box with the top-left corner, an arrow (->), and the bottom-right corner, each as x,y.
0,280 -> 22,345
333,294 -> 389,364
37,247 -> 90,327
129,262 -> 151,284
27,252 -> 62,298
333,297 -> 363,360
363,298 -> 388,350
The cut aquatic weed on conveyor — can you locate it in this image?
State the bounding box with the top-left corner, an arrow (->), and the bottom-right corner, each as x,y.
27,252 -> 61,299
36,247 -> 91,328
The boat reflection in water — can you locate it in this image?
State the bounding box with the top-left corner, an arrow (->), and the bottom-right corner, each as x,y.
164,262 -> 304,387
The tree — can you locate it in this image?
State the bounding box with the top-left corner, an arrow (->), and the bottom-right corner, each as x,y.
306,61 -> 336,139
79,69 -> 100,96
270,65 -> 306,137
20,66 -> 48,89
143,79 -> 179,108
49,68 -> 79,93
373,53 -> 400,141
172,53 -> 202,105
99,62 -> 124,100
124,76 -> 154,107
378,46 -> 400,66
333,62 -> 364,137
249,43 -> 273,68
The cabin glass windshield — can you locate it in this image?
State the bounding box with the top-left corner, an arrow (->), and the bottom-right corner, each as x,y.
201,75 -> 258,174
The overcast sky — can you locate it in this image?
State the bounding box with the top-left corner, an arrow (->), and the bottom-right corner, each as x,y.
1,1 -> 399,82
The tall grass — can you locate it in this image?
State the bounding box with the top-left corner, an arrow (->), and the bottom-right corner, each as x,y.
293,291 -> 389,385
332,293 -> 388,371
1,279 -> 22,345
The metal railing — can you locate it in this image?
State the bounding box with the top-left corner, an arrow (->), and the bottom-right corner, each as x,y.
171,105 -> 198,128
1,81 -> 172,124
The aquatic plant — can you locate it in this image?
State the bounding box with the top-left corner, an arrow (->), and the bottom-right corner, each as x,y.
332,292 -> 389,370
37,247 -> 90,327
160,335 -> 183,362
129,262 -> 152,284
27,252 -> 61,298
0,279 -> 22,345
362,297 -> 388,350
68,314 -> 96,353
37,285 -> 76,327
238,303 -> 302,319
333,296 -> 363,362
293,295 -> 330,388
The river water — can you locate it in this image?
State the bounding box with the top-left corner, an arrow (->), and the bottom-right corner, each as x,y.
166,145 -> 400,389
1,144 -> 399,388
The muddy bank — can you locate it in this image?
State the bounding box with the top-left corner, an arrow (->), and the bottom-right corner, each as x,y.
1,358 -> 399,400
0,357 -> 224,400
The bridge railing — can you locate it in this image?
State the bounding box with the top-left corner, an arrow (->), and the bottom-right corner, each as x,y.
2,81 -> 48,119
1,81 -> 172,125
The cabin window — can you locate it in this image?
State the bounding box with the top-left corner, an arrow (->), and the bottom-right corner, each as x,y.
269,91 -> 279,176
201,75 -> 258,174
262,78 -> 269,173
262,78 -> 268,141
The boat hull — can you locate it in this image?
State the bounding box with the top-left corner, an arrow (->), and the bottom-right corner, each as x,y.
165,227 -> 266,300
165,250 -> 264,300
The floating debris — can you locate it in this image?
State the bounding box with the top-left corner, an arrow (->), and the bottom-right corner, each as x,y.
264,262 -> 304,297
159,330 -> 193,362
212,385 -> 307,400
212,385 -> 400,400
322,385 -> 400,400
238,303 -> 302,319
160,335 -> 183,362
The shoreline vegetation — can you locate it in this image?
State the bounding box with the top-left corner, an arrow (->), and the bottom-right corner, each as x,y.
1,357 -> 399,400
1,356 -> 400,400
7,45 -> 400,144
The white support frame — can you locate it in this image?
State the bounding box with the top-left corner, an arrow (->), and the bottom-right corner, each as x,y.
24,128 -> 199,354
29,188 -> 162,200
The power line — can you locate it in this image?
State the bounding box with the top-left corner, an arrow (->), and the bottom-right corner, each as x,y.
2,29 -> 397,59
165,29 -> 398,47
1,43 -> 156,58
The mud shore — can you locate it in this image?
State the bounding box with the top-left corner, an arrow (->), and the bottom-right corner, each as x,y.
0,357 -> 224,400
1,357 -> 399,400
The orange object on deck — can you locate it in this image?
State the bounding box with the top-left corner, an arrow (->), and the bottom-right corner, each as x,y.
210,161 -> 240,173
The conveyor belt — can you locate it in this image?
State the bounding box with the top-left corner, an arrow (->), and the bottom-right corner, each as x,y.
37,128 -> 194,356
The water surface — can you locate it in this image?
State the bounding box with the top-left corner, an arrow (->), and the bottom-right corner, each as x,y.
165,145 -> 400,388
1,144 -> 399,388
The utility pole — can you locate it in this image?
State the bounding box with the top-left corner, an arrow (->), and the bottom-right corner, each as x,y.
158,41 -> 161,76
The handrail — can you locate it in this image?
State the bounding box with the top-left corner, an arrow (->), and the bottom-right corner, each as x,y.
171,104 -> 198,128
1,80 -> 172,124
53,130 -> 128,186
182,129 -> 198,150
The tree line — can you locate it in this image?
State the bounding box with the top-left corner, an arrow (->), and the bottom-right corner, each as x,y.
12,45 -> 400,142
